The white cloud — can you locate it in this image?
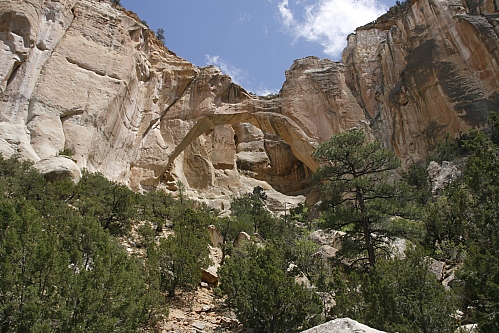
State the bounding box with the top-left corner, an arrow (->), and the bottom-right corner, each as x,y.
255,87 -> 280,96
278,0 -> 295,27
278,0 -> 387,59
205,56 -> 281,96
236,12 -> 251,24
205,55 -> 247,86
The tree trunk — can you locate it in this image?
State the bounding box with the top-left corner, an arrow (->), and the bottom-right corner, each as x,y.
358,189 -> 376,267
363,217 -> 376,268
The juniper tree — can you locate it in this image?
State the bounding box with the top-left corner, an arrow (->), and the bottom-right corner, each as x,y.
218,242 -> 323,332
156,28 -> 165,44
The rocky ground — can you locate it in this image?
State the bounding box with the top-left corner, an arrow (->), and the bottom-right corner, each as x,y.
157,244 -> 242,333
122,225 -> 240,333
159,286 -> 241,333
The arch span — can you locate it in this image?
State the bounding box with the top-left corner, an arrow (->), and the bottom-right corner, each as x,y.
165,111 -> 320,173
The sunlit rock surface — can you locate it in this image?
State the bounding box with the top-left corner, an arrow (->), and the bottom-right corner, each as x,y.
301,318 -> 386,333
0,0 -> 497,208
343,0 -> 499,165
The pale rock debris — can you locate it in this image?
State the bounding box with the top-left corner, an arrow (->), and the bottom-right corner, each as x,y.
301,318 -> 386,333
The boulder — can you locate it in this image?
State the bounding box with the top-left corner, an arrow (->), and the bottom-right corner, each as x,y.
309,229 -> 345,251
294,272 -> 311,288
428,161 -> 461,194
33,156 -> 81,183
428,259 -> 446,281
207,225 -> 223,248
201,267 -> 218,285
287,263 -> 311,288
252,232 -> 265,243
443,268 -> 461,290
388,236 -> 408,259
314,245 -> 339,260
301,318 -> 386,333
233,231 -> 251,247
191,321 -> 206,331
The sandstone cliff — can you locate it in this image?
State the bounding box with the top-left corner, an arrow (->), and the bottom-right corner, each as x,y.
0,0 -> 497,207
344,0 -> 499,164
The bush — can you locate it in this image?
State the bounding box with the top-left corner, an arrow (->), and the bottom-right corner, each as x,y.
331,249 -> 457,333
0,155 -> 165,330
218,242 -> 323,332
153,206 -> 212,297
72,171 -> 139,235
0,193 -> 152,332
230,186 -> 283,240
58,148 -> 73,157
156,28 -> 165,44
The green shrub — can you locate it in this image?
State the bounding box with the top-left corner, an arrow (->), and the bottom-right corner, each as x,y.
218,242 -> 323,332
58,148 -> 73,157
331,249 -> 457,333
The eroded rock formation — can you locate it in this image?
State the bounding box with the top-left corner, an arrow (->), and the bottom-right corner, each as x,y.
344,0 -> 499,164
0,0 -> 498,208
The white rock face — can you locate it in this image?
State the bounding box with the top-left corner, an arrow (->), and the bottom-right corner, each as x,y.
301,318 -> 386,333
427,161 -> 461,194
0,0 -> 366,206
1,0 -> 498,207
33,156 -> 81,183
344,0 -> 499,165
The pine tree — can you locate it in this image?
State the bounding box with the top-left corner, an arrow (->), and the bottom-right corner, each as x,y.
313,129 -> 403,268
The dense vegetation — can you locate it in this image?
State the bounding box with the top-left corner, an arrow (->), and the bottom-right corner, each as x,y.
219,242 -> 323,332
2,114 -> 499,332
216,189 -> 323,332
300,129 -> 455,333
308,116 -> 499,333
219,118 -> 499,332
0,157 -> 213,332
436,115 -> 499,332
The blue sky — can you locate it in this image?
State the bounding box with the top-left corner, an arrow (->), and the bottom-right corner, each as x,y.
121,0 -> 395,95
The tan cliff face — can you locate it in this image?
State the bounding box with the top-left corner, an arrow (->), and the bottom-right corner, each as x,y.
0,0 -> 498,207
343,0 -> 499,164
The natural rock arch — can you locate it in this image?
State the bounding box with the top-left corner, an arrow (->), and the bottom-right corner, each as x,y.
165,111 -> 320,174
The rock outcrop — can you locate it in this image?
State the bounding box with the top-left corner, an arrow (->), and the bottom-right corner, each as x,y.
427,160 -> 462,193
344,0 -> 499,165
0,0 -> 365,206
301,318 -> 386,333
32,156 -> 81,182
0,0 -> 498,206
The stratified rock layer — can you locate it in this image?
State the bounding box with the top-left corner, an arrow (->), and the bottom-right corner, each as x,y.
344,0 -> 499,164
0,0 -> 498,206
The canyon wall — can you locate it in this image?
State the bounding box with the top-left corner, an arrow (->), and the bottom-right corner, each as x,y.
0,0 -> 497,207
344,0 -> 499,164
